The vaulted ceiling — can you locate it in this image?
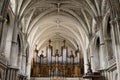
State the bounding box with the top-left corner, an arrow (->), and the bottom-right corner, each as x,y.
10,0 -> 109,54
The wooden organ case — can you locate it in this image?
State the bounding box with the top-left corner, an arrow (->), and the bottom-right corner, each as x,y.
31,40 -> 83,77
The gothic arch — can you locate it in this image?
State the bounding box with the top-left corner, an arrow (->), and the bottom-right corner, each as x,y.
103,9 -> 110,37
92,36 -> 100,71
3,8 -> 15,61
103,11 -> 114,60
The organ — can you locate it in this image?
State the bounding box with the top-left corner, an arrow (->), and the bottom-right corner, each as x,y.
31,40 -> 82,77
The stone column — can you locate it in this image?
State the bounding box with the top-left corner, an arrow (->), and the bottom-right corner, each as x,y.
89,42 -> 96,72
110,18 -> 120,80
10,20 -> 19,67
95,16 -> 107,69
0,18 -> 7,55
0,15 -> 3,44
18,51 -> 23,73
4,24 -> 14,65
10,68 -> 13,80
0,0 -> 4,13
83,49 -> 88,73
0,0 -> 10,45
99,26 -> 107,69
26,48 -> 32,80
6,68 -> 10,80
21,54 -> 26,75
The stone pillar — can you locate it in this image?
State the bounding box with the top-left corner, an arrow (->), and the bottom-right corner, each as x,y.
0,15 -> 3,44
0,0 -> 10,46
83,49 -> 88,73
6,68 -> 10,80
4,25 -> 14,65
110,18 -> 120,80
94,16 -> 107,70
10,20 -> 19,67
26,48 -> 32,80
0,0 -> 4,13
0,17 -> 7,55
90,42 -> 96,72
21,54 -> 26,75
99,26 -> 107,69
18,51 -> 23,73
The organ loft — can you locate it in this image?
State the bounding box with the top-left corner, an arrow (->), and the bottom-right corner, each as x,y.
0,0 -> 120,80
31,40 -> 84,77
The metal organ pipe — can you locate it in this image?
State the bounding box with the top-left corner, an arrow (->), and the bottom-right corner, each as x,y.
62,40 -> 67,65
77,50 -> 80,65
55,49 -> 59,76
76,45 -> 80,65
47,40 -> 53,65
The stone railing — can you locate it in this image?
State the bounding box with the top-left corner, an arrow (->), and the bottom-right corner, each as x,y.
5,66 -> 28,80
108,58 -> 116,67
5,66 -> 19,80
100,62 -> 117,80
0,55 -> 27,80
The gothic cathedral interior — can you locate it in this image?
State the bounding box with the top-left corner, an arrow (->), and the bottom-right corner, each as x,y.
0,0 -> 120,80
